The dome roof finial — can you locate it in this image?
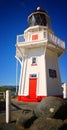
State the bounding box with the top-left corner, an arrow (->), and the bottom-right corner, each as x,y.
37,6 -> 41,11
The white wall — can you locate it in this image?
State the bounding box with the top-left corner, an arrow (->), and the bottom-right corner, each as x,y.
20,47 -> 47,96
46,49 -> 62,95
19,46 -> 62,97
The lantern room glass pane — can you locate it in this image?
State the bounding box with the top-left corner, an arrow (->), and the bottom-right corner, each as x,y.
28,13 -> 47,27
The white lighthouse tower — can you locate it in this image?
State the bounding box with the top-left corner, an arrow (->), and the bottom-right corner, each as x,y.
16,7 -> 65,102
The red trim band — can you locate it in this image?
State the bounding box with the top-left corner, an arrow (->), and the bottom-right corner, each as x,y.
18,96 -> 46,102
18,95 -> 63,102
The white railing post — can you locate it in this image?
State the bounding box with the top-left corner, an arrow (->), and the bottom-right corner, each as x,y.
6,90 -> 11,123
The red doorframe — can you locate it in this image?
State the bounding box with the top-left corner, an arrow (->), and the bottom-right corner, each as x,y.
29,78 -> 37,99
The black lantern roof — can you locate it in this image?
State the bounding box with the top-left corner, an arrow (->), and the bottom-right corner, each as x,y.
28,7 -> 50,27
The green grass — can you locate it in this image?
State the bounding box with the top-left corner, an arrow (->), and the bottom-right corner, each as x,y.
0,86 -> 16,92
0,86 -> 17,100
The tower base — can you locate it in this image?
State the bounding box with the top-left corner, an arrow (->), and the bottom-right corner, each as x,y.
18,95 -> 46,102
18,95 -> 63,102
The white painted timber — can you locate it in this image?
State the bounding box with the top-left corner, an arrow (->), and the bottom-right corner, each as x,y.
6,90 -> 11,123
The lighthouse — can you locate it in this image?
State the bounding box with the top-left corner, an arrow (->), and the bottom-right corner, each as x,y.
16,7 -> 65,102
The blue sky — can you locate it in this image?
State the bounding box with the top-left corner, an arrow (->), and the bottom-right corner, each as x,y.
0,0 -> 67,86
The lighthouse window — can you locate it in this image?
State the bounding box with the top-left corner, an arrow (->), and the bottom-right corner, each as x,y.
49,69 -> 57,78
32,57 -> 37,64
30,74 -> 37,78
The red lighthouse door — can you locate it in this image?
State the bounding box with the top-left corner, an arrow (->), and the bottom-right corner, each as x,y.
29,78 -> 37,99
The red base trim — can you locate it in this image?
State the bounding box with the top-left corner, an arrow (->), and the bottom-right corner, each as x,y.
18,96 -> 46,102
18,95 -> 63,102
